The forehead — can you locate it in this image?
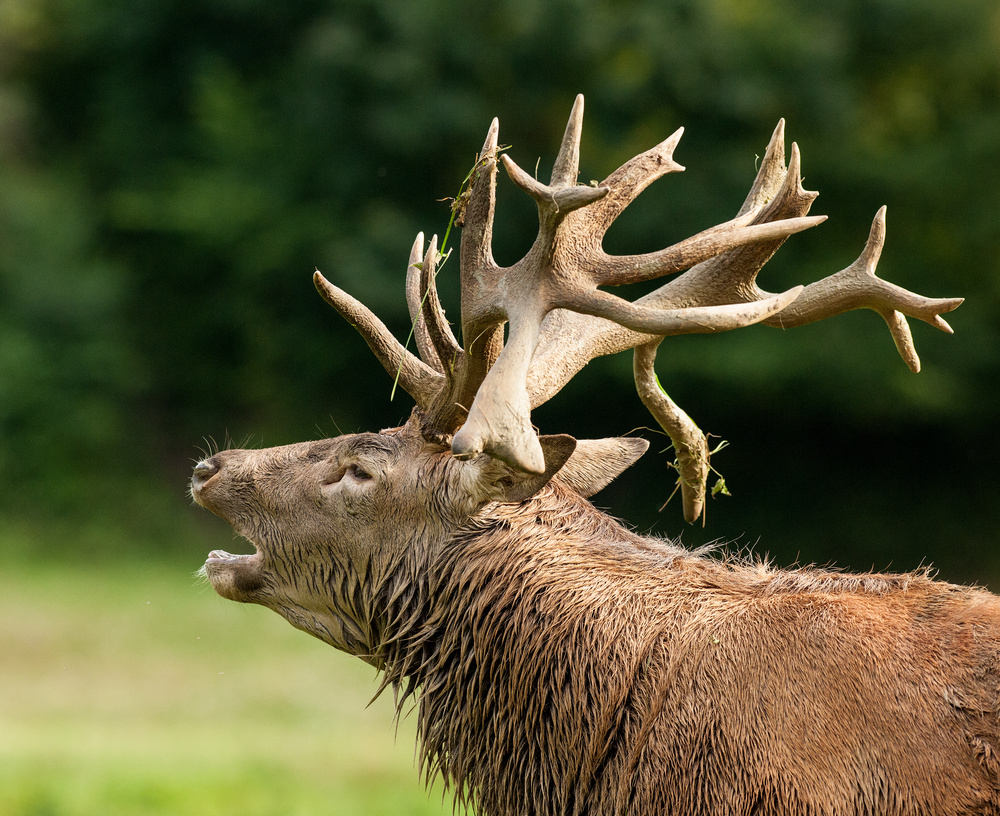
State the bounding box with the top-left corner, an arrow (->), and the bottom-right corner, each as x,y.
350,434 -> 399,455
300,431 -> 406,461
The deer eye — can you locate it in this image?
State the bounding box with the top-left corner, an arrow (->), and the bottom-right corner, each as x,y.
347,464 -> 372,481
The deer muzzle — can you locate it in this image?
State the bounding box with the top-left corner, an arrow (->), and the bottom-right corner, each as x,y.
191,453 -> 268,603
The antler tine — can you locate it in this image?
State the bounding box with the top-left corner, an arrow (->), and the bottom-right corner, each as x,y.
420,236 -> 463,372
550,93 -> 585,187
495,93 -> 605,217
759,206 -> 964,371
633,339 -> 709,524
649,140 -> 820,306
456,117 -> 506,378
588,214 -> 827,288
452,307 -> 546,472
497,94 -> 606,219
405,233 -> 461,377
314,269 -> 445,408
405,233 -> 443,374
577,127 -> 686,234
501,154 -> 610,215
737,118 -> 790,217
558,284 -> 804,336
460,118 -> 502,277
419,118 -> 508,439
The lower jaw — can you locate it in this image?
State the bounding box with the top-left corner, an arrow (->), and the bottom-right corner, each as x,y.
203,551 -> 265,602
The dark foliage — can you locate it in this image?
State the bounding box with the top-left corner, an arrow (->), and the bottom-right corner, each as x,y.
0,0 -> 997,574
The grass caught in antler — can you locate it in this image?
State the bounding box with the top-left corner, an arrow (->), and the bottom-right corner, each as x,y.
390,147 -> 510,402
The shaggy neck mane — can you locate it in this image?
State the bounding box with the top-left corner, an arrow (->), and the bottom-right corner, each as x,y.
373,481 -> 949,816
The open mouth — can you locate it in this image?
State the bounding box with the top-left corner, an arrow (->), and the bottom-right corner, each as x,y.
202,547 -> 266,602
205,549 -> 258,566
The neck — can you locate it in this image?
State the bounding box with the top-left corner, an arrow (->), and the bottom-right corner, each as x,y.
380,483 -> 683,814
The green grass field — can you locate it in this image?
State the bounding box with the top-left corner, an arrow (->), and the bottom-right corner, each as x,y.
0,561 -> 455,816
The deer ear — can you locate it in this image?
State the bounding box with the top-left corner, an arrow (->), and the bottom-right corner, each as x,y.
556,437 -> 649,498
475,434 -> 578,504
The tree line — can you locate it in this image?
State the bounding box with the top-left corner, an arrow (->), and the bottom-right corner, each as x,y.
1,0 -> 997,575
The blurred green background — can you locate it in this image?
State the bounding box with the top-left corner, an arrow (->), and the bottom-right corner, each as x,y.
1,0 -> 998,813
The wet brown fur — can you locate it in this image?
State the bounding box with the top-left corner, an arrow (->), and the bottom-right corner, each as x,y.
383,482 -> 1000,815
196,433 -> 1000,815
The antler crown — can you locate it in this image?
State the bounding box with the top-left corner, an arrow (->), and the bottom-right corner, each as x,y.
315,94 -> 962,522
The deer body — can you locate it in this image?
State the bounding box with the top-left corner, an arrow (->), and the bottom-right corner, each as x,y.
195,430 -> 1000,815
193,97 -> 976,813
426,489 -> 1000,815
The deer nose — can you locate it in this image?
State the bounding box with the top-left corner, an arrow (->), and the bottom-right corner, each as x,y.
191,458 -> 221,490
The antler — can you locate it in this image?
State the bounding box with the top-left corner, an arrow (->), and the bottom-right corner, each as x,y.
524,115 -> 962,521
446,95 -> 830,474
316,95 -> 962,520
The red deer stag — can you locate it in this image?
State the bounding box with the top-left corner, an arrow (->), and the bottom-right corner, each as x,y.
192,96 -> 990,815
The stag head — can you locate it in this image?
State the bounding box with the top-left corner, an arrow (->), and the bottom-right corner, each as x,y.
193,424 -> 647,659
193,95 -> 960,659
